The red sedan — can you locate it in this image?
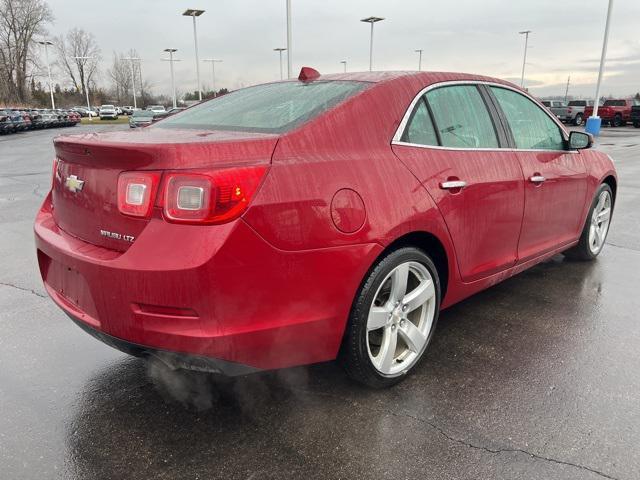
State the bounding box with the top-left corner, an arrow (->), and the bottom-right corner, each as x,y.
35,69 -> 616,388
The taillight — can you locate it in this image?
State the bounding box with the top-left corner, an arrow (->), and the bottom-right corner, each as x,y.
161,166 -> 267,224
117,171 -> 162,218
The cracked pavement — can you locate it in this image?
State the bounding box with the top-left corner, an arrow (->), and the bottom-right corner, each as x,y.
1,125 -> 639,480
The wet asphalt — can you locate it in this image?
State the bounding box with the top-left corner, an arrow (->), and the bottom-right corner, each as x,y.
1,124 -> 639,480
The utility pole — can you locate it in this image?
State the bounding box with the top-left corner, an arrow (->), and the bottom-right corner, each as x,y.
340,60 -> 347,73
38,40 -> 55,109
123,56 -> 141,109
162,49 -> 180,109
415,49 -> 423,71
274,48 -> 286,80
361,17 -> 385,71
519,30 -> 532,88
203,59 -> 222,96
286,0 -> 292,78
564,75 -> 571,103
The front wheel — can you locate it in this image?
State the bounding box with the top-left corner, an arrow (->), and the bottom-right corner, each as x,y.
340,247 -> 440,388
565,184 -> 613,261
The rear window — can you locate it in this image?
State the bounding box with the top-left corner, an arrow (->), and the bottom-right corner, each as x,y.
603,100 -> 626,107
568,100 -> 586,107
157,80 -> 370,133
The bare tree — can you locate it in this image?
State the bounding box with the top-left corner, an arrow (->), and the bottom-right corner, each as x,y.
55,27 -> 100,95
0,0 -> 53,103
107,51 -> 132,103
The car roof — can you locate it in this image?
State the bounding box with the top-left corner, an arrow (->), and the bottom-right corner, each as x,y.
312,70 -> 515,87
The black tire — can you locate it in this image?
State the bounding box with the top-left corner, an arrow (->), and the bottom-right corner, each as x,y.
633,121 -> 640,128
573,113 -> 584,126
612,114 -> 623,127
565,183 -> 613,261
339,247 -> 441,388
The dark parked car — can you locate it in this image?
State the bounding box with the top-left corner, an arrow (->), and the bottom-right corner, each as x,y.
5,110 -> 26,131
631,105 -> 640,128
0,110 -> 14,133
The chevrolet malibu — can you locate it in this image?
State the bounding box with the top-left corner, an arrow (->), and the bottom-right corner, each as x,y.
35,69 -> 616,388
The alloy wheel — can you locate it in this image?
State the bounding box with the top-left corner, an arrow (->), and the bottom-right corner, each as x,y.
366,261 -> 436,376
588,190 -> 612,254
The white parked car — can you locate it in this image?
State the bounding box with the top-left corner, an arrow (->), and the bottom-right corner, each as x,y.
99,105 -> 118,120
147,105 -> 166,113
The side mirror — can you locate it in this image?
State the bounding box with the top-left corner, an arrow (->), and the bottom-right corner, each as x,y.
568,131 -> 593,150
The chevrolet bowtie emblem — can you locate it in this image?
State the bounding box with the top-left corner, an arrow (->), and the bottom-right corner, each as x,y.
65,175 -> 85,193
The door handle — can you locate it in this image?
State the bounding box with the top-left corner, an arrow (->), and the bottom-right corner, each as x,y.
440,180 -> 467,190
529,175 -> 546,183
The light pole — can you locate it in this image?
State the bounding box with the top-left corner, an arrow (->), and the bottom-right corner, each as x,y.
73,56 -> 94,120
361,16 -> 384,71
415,49 -> 423,71
183,8 -> 205,101
286,0 -> 292,79
123,56 -> 141,109
203,59 -> 222,96
37,40 -> 55,109
340,60 -> 347,73
162,49 -> 180,109
586,0 -> 615,136
519,30 -> 532,88
274,48 -> 286,80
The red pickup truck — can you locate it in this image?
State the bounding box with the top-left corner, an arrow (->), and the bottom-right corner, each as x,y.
584,99 -> 635,126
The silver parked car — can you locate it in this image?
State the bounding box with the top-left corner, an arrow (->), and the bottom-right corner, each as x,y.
540,100 -> 569,120
565,100 -> 596,126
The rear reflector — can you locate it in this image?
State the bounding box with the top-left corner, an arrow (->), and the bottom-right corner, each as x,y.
117,171 -> 161,218
162,165 -> 267,224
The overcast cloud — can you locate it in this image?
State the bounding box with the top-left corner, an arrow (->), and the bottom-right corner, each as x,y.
44,0 -> 640,98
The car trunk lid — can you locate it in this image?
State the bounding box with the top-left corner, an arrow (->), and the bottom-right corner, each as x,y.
52,127 -> 278,251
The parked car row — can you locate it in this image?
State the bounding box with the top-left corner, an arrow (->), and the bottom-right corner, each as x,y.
541,98 -> 640,127
0,108 -> 80,134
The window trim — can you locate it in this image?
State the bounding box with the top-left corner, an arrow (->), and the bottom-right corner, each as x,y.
392,80 -> 573,153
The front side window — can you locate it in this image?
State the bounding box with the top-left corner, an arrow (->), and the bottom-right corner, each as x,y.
425,85 -> 499,148
490,87 -> 565,151
401,98 -> 438,146
157,80 -> 369,133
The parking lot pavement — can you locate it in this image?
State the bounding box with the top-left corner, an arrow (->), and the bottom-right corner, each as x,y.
1,125 -> 638,480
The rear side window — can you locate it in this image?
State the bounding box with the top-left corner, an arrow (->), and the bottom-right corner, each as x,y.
490,87 -> 565,151
568,100 -> 586,107
603,100 -> 625,107
401,98 -> 438,146
157,80 -> 369,133
425,85 -> 499,148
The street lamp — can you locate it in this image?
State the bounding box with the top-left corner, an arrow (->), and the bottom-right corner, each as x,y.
73,56 -> 94,119
519,30 -> 532,88
361,16 -> 384,71
37,40 -> 55,109
286,0 -> 292,79
182,8 -> 205,101
123,56 -> 141,109
340,60 -> 347,73
586,0 -> 615,136
203,59 -> 222,96
274,48 -> 286,80
162,49 -> 180,109
415,49 -> 423,71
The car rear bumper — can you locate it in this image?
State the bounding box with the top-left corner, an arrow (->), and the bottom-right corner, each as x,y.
34,193 -> 381,372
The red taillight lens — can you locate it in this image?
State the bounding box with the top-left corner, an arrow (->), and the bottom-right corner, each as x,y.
162,166 -> 267,224
117,171 -> 161,218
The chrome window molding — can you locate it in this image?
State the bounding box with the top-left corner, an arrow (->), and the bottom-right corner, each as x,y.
391,79 -> 574,153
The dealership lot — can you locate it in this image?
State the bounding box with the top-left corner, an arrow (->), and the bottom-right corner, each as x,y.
1,125 -> 639,479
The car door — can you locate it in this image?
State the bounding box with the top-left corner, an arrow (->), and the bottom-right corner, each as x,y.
487,86 -> 588,261
392,84 -> 525,282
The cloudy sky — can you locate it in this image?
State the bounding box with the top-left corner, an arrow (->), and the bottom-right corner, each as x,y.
45,0 -> 640,98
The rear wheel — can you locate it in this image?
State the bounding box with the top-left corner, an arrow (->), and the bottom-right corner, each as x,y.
634,121 -> 640,128
340,247 -> 440,388
612,114 -> 623,127
565,184 -> 613,261
573,113 -> 584,126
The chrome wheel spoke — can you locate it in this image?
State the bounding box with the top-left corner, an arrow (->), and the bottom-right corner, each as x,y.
368,306 -> 390,331
398,320 -> 427,353
597,207 -> 611,224
402,279 -> 435,313
375,327 -> 398,373
389,263 -> 409,303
